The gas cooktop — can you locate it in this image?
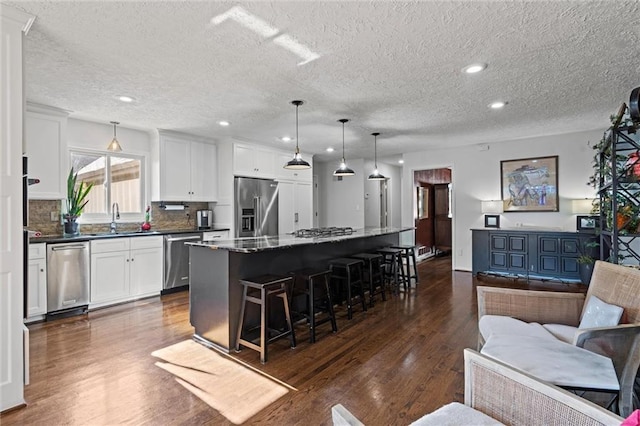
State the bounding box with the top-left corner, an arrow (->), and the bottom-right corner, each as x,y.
293,227 -> 355,238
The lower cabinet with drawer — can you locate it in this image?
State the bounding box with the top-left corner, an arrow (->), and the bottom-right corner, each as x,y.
472,229 -> 596,282
90,236 -> 163,308
26,243 -> 47,322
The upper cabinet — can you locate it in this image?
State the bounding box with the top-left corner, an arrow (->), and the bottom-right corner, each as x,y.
153,130 -> 218,202
25,104 -> 69,200
233,143 -> 312,182
233,144 -> 275,178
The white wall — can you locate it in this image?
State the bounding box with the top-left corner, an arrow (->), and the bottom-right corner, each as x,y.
317,159 -> 366,228
401,129 -> 602,272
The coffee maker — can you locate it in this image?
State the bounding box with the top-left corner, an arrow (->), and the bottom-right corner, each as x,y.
196,210 -> 213,230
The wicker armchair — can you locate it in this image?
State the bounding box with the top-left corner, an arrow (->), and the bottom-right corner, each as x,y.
331,349 -> 623,425
477,260 -> 640,417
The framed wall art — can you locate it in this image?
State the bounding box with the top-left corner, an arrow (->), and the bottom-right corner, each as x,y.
484,214 -> 500,228
501,156 -> 559,212
576,215 -> 599,233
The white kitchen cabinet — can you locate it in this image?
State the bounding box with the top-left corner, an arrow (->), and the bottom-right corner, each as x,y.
26,243 -> 47,320
278,181 -> 313,234
275,151 -> 313,182
233,144 -> 275,178
90,236 -> 163,308
155,131 -> 218,202
25,104 -> 69,200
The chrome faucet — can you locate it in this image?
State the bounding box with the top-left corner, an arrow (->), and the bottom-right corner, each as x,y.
110,202 -> 120,233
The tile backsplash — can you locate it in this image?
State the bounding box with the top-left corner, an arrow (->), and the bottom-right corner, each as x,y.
28,200 -> 210,236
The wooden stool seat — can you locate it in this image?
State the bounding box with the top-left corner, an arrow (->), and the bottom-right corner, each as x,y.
236,274 -> 296,363
351,253 -> 386,306
290,268 -> 338,343
329,258 -> 367,320
391,244 -> 419,286
377,247 -> 407,294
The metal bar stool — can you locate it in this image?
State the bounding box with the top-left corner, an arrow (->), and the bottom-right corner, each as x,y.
377,247 -> 407,295
351,253 -> 386,307
392,244 -> 419,287
236,274 -> 296,363
328,258 -> 367,320
289,268 -> 338,343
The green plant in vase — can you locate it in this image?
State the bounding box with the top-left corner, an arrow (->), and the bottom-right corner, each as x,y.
63,167 -> 94,236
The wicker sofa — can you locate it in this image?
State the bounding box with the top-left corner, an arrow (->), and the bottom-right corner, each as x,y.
331,349 -> 623,425
477,260 -> 640,417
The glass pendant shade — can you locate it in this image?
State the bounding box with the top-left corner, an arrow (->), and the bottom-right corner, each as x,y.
367,132 -> 386,180
333,118 -> 355,176
107,121 -> 122,152
284,100 -> 311,170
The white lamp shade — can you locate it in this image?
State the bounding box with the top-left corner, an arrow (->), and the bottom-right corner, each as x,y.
572,198 -> 595,214
481,200 -> 503,213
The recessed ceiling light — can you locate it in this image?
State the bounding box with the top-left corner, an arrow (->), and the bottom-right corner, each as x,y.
281,136 -> 292,142
117,95 -> 135,103
218,121 -> 230,126
489,101 -> 507,109
326,147 -> 334,153
398,159 -> 404,164
463,63 -> 487,74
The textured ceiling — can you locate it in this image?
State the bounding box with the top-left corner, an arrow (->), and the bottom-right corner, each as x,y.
5,1 -> 640,163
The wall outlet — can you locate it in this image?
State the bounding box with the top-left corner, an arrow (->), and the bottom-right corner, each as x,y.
50,211 -> 58,222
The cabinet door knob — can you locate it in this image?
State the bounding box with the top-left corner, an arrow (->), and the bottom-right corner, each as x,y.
40,269 -> 44,272
131,258 -> 134,261
126,259 -> 130,262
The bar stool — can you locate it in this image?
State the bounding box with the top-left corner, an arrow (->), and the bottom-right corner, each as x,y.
377,247 -> 406,295
289,268 -> 338,343
236,274 -> 296,363
351,253 -> 386,307
392,244 -> 420,287
328,258 -> 367,320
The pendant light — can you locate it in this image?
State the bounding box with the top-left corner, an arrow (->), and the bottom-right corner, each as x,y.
284,100 -> 311,170
368,132 -> 386,180
333,118 -> 355,176
107,121 -> 122,152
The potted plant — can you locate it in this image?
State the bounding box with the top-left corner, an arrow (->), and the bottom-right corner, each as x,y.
577,240 -> 599,285
63,167 -> 93,236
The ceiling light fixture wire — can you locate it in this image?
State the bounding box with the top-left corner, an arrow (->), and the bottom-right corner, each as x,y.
284,100 -> 311,170
368,132 -> 386,180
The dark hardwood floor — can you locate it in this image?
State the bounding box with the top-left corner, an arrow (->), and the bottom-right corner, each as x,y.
2,257 -> 585,425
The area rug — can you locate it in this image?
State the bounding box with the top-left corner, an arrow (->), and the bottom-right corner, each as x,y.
152,340 -> 290,424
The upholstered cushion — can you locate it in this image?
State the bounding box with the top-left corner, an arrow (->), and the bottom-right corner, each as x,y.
410,402 -> 503,426
542,324 -> 578,344
478,315 -> 557,341
579,295 -> 624,329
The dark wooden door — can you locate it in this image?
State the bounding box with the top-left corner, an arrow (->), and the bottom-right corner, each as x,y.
434,184 -> 452,251
415,183 -> 434,250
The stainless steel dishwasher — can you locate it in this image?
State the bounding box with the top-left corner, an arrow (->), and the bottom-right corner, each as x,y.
163,232 -> 203,294
47,241 -> 90,315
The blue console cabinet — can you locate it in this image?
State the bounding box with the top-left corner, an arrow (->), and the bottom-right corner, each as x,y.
472,229 -> 596,282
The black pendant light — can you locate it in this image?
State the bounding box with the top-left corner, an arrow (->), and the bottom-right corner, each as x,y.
107,121 -> 122,152
368,132 -> 386,180
333,118 -> 355,176
284,100 -> 311,170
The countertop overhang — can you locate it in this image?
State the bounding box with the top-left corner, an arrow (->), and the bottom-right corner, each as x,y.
187,227 -> 414,253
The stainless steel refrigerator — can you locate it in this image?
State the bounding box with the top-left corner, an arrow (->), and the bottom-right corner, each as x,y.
235,177 -> 279,237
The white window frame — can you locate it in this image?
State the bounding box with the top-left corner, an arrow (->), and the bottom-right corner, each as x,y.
68,148 -> 147,224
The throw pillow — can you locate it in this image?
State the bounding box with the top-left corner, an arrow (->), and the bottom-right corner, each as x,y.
579,295 -> 624,329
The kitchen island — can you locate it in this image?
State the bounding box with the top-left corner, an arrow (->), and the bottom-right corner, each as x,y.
188,227 -> 413,352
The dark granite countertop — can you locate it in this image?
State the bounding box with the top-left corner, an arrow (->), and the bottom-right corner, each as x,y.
30,228 -> 230,244
187,227 -> 414,253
